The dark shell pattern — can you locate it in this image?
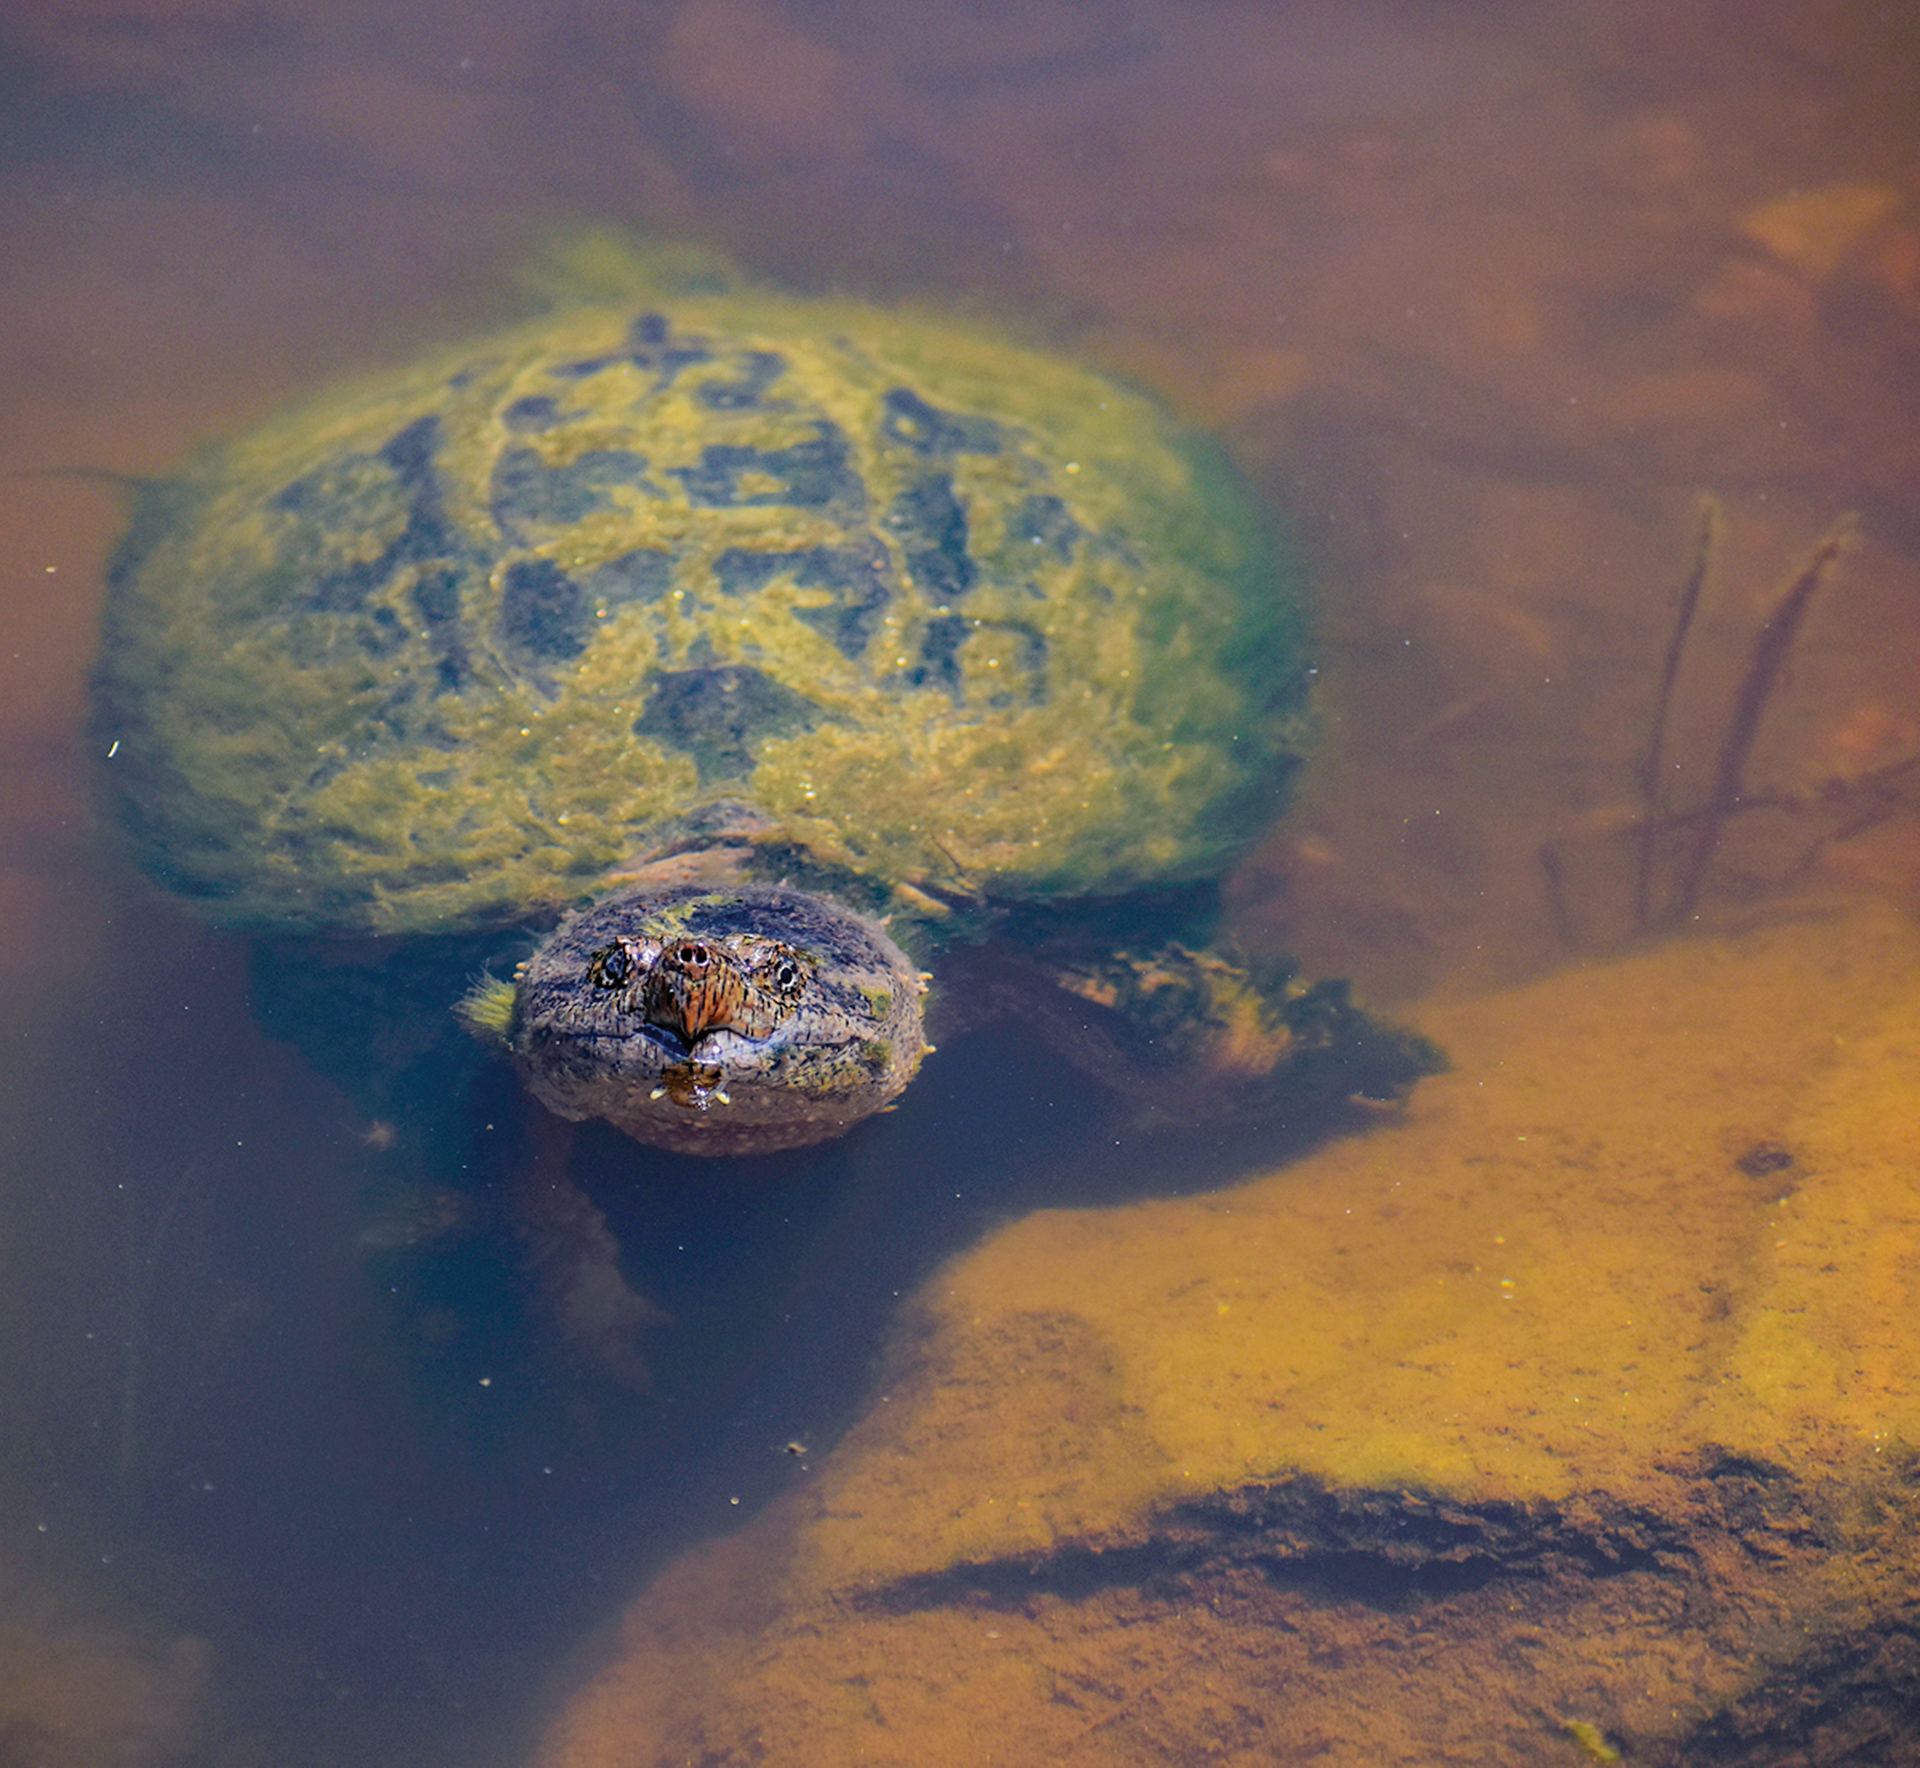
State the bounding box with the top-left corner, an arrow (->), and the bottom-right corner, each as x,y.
93,277 -> 1310,938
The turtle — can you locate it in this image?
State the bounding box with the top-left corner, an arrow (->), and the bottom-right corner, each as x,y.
90,244 -> 1438,1165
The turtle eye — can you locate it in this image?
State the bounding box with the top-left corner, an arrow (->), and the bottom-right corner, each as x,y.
587,944 -> 632,989
752,945 -> 809,1001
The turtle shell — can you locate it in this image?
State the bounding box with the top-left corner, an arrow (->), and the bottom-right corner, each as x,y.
93,275 -> 1311,937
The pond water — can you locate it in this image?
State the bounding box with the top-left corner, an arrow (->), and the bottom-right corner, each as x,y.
1,3 -> 1917,1765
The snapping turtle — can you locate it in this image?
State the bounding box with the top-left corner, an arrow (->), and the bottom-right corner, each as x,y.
92,248 -> 1434,1160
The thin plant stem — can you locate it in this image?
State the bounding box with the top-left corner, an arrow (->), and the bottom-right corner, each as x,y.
1634,495 -> 1719,931
1666,513 -> 1860,924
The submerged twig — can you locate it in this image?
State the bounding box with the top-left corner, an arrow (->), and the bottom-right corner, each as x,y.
4,464 -> 156,492
1776,752 -> 1920,892
1633,495 -> 1718,931
1664,512 -> 1860,924
1538,841 -> 1575,951
1542,503 -> 1891,950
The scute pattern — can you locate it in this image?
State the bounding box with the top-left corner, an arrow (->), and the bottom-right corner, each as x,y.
92,276 -> 1310,936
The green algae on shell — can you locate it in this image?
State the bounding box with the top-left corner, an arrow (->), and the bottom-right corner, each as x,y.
91,258 -> 1312,943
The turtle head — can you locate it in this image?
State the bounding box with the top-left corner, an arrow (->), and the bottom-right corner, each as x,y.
495,883 -> 929,1157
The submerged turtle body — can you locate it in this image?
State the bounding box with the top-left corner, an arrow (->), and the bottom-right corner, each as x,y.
93,258 -> 1323,1154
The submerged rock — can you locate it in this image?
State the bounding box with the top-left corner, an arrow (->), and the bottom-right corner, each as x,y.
533,899 -> 1920,1767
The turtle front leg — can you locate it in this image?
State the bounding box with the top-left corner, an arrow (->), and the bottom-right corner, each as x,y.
510,1105 -> 670,1390
966,942 -> 1444,1127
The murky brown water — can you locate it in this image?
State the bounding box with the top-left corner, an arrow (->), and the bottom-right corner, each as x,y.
2,3 -> 1916,1764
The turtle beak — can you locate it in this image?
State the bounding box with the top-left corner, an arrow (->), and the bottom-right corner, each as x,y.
643,939 -> 748,1043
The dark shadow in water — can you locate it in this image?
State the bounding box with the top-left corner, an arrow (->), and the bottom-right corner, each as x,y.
0,870 -> 1405,1768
